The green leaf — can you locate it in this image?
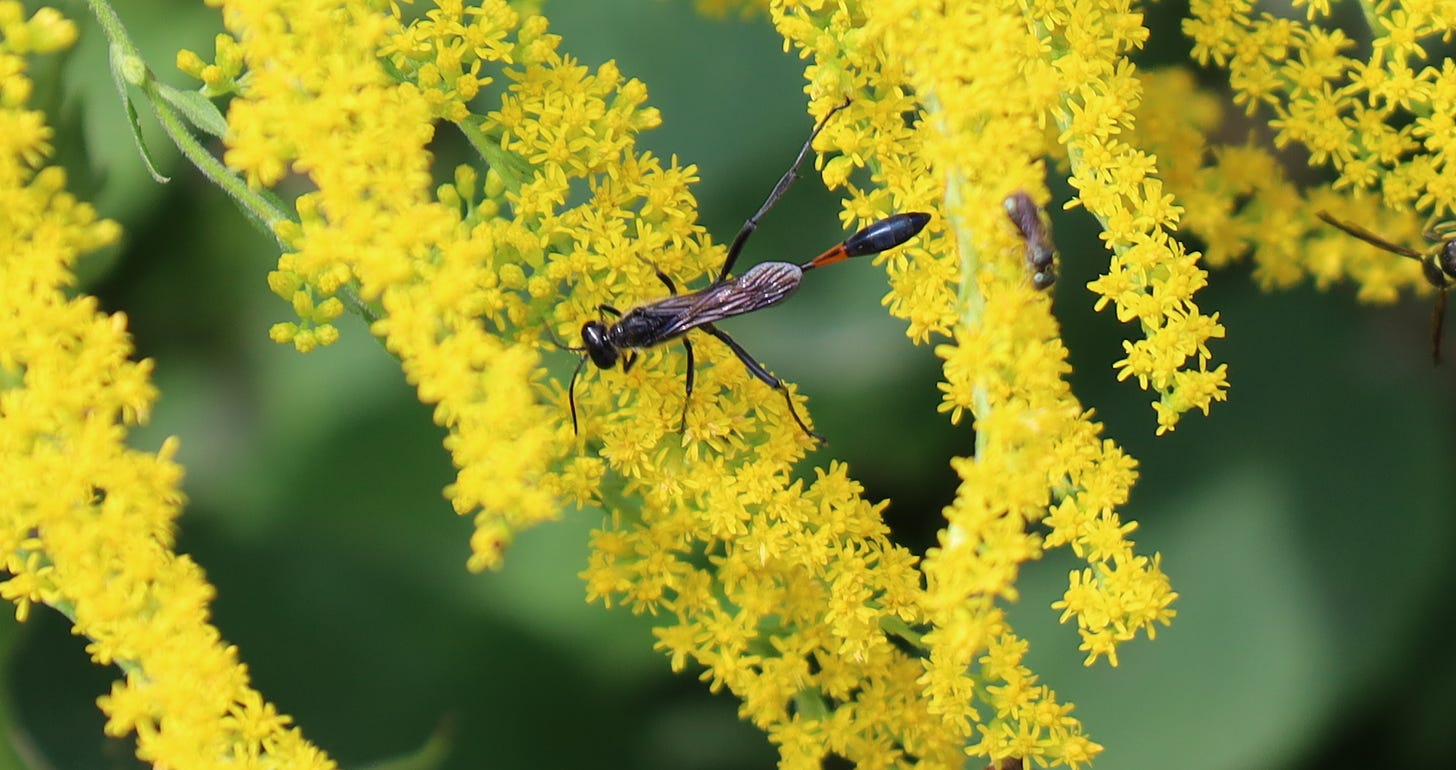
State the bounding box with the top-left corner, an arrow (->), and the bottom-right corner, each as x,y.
107,44 -> 169,184
155,82 -> 228,138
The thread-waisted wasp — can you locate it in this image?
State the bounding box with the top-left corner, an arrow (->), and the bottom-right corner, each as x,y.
564,103 -> 931,443
1316,210 -> 1456,363
1004,190 -> 1056,290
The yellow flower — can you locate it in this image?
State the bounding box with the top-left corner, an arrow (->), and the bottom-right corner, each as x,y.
1175,2 -> 1454,326
199,0 -> 590,573
687,2 -> 1181,766
32,0 -> 1456,767
53,0 -> 1236,767
2,6 -> 328,768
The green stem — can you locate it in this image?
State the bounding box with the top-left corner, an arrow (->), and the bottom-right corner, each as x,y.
85,0 -> 293,246
924,92 -> 992,455
459,119 -> 529,195
879,614 -> 925,650
339,283 -> 382,326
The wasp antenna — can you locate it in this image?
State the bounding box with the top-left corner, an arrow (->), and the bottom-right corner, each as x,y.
1317,208 -> 1455,364
541,324 -> 585,352
1315,210 -> 1425,260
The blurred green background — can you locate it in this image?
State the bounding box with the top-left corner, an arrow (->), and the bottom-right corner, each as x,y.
4,1 -> 1454,769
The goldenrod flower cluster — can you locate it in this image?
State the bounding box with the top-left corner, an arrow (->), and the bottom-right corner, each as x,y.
2,5 -> 332,768
1171,0 -> 1456,304
42,1 -> 1456,768
195,0 -> 607,572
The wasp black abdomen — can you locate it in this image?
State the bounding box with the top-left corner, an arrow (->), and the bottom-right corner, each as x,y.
842,212 -> 932,257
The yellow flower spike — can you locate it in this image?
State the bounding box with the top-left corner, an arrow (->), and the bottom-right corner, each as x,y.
2,8 -> 333,768
40,0 -> 1456,763
1049,24 -> 1227,428
191,3 -> 577,576
766,2 -> 1188,764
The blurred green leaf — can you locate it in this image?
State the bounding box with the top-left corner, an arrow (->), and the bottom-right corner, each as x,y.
0,612 -> 35,770
154,82 -> 227,138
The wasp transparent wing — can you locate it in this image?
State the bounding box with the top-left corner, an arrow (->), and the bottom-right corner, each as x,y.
655,262 -> 804,338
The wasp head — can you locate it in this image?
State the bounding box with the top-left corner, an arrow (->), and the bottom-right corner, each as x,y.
1437,239 -> 1456,288
581,321 -> 619,369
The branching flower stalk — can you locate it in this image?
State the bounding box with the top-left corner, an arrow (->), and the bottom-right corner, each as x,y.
18,1 -> 1448,769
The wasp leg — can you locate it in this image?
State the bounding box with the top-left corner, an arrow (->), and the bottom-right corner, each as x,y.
568,355 -> 589,435
680,338 -> 695,432
702,324 -> 824,443
1431,290 -> 1447,365
717,101 -> 851,282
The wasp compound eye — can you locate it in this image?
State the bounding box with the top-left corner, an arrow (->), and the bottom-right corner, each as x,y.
1439,239 -> 1456,285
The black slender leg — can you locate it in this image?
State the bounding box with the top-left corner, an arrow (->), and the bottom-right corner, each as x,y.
717,101 -> 851,282
1431,290 -> 1447,365
702,324 -> 825,443
651,266 -> 678,295
630,250 -> 679,294
681,338 -> 695,432
568,355 -> 588,435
